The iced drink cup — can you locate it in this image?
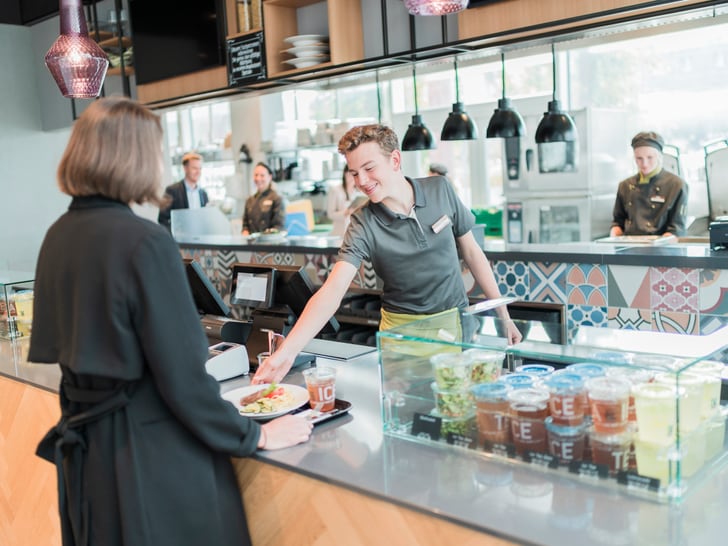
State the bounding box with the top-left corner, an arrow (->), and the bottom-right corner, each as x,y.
544,372 -> 586,426
472,382 -> 512,446
586,376 -> 631,433
632,382 -> 681,445
508,388 -> 550,456
303,367 -> 337,412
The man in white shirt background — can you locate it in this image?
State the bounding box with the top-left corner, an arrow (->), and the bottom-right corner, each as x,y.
158,151 -> 210,229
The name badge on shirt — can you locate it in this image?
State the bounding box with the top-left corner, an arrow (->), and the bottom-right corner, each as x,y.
650,195 -> 666,203
432,215 -> 452,234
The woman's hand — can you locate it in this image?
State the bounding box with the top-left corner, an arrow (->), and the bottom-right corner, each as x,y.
258,414 -> 313,450
505,320 -> 523,345
252,350 -> 294,385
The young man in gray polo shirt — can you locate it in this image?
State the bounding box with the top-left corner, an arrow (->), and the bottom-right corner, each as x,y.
253,124 -> 520,385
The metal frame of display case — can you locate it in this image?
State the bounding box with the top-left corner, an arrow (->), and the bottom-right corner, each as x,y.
378,308 -> 728,502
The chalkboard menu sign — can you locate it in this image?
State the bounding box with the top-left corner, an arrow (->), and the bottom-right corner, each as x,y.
226,31 -> 266,87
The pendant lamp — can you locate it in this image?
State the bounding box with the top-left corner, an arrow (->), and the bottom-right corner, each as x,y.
486,53 -> 526,139
404,0 -> 469,16
45,0 -> 109,99
441,58 -> 478,141
402,64 -> 436,151
535,44 -> 577,144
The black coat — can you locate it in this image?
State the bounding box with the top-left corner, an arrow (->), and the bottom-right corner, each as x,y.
30,195 -> 257,546
158,180 -> 210,228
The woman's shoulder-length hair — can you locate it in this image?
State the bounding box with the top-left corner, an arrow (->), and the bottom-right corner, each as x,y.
57,96 -> 165,206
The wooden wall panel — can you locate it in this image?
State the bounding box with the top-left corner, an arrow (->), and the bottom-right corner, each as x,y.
234,457 -> 516,546
458,0 -> 708,41
0,377 -> 61,546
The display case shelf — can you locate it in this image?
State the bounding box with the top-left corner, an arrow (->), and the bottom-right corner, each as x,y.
378,309 -> 728,503
0,272 -> 34,340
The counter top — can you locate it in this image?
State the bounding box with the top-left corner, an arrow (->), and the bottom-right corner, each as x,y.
176,235 -> 728,269
5,337 -> 728,545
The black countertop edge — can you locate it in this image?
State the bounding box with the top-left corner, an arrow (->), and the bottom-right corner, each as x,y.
177,237 -> 728,269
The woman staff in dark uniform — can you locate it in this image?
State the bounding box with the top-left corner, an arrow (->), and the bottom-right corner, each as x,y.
241,162 -> 286,235
29,97 -> 312,546
610,131 -> 688,237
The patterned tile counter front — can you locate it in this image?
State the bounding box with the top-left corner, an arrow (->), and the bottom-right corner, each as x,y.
177,237 -> 728,341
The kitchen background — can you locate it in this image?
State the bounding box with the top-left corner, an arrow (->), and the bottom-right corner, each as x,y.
2,2 -> 728,270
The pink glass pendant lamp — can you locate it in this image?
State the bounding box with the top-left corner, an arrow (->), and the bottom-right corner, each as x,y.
45,0 -> 109,98
404,0 -> 469,16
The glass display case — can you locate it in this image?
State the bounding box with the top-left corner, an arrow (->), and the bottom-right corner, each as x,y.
378,307 -> 728,502
0,271 -> 34,340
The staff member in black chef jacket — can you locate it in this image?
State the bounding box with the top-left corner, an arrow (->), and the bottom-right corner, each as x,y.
610,131 -> 688,237
241,162 -> 286,235
157,151 -> 210,230
29,97 -> 312,546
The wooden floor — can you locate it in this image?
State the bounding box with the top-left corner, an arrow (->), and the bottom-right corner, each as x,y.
0,376 -> 61,546
234,457 -> 516,546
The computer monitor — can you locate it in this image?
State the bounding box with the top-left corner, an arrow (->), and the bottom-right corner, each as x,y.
183,259 -> 230,317
230,262 -> 340,336
229,265 -> 276,309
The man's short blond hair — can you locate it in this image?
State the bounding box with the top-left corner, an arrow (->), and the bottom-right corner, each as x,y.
338,124 -> 400,156
182,152 -> 202,166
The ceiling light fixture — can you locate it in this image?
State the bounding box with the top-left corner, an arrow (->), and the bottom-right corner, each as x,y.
404,0 -> 470,16
45,0 -> 109,99
486,52 -> 526,139
535,44 -> 578,144
401,64 -> 436,151
441,58 -> 478,141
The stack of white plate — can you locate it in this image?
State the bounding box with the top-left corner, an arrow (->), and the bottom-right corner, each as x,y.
282,34 -> 330,69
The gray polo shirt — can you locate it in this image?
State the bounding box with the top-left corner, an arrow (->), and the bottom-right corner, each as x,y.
338,176 -> 475,314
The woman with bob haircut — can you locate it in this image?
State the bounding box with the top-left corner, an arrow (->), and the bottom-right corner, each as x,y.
30,96 -> 312,546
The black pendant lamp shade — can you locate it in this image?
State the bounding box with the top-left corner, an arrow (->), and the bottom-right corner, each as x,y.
534,99 -> 578,143
535,45 -> 578,144
441,59 -> 478,141
486,53 -> 525,138
402,64 -> 436,151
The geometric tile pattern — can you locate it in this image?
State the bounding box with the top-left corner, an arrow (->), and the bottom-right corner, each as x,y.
180,245 -> 728,339
567,304 -> 608,341
566,264 -> 607,306
651,310 -> 699,334
607,265 -> 651,308
529,262 -> 567,303
699,269 -> 728,315
650,267 -> 699,313
492,260 -> 529,299
607,307 -> 652,330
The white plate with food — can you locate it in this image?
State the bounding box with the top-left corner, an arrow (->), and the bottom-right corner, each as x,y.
222,383 -> 309,419
283,44 -> 329,57
284,34 -> 328,46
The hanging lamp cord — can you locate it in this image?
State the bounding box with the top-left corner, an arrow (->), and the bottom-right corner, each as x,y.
376,71 -> 382,123
412,64 -> 419,116
454,58 -> 460,103
500,52 -> 506,99
551,43 -> 557,101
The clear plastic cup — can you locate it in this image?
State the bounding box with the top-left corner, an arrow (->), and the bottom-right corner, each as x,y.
586,376 -> 631,434
589,426 -> 632,475
545,417 -> 586,464
302,366 -> 337,412
431,352 -> 472,390
688,360 -> 725,419
544,372 -> 586,426
515,363 -> 555,378
472,382 -> 512,446
632,382 -> 682,445
654,372 -> 703,432
431,382 -> 474,418
499,372 -> 537,390
465,348 -> 505,384
508,388 -> 550,456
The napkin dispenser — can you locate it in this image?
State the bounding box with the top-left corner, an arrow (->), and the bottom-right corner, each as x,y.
206,342 -> 249,381
709,217 -> 728,251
